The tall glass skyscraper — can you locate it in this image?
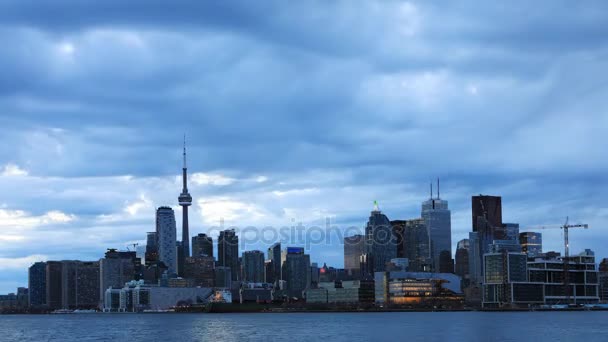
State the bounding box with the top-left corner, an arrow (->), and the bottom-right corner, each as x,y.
242,250 -> 265,283
218,229 -> 239,281
422,188 -> 451,273
364,202 -> 396,276
344,234 -> 365,278
156,206 -> 177,275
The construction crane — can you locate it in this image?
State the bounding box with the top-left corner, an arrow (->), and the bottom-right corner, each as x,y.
525,217 -> 589,304
126,243 -> 139,251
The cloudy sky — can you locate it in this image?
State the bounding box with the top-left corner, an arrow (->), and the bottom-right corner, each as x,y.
0,0 -> 607,293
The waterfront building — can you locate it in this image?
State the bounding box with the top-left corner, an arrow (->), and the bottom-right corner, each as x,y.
99,249 -> 138,306
192,233 -> 213,258
61,261 -> 100,310
28,262 -> 46,308
482,250 -> 600,307
103,280 -> 212,312
239,283 -> 274,303
306,280 -> 375,304
242,250 -> 265,283
156,207 -> 178,275
45,261 -> 63,310
374,271 -> 462,306
178,138 -> 193,276
218,229 -> 239,281
344,234 -> 365,279
421,182 -> 452,273
282,247 -> 311,299
364,202 -> 397,276
519,232 -> 543,257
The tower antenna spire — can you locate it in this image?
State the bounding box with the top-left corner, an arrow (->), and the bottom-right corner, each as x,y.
183,133 -> 187,169
437,178 -> 440,199
430,182 -> 433,199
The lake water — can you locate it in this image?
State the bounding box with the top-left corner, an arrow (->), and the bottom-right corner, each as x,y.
0,311 -> 606,341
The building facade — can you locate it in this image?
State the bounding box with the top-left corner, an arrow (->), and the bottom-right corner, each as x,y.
282,247 -> 311,298
192,233 -> 213,258
364,203 -> 397,276
344,234 -> 365,279
218,229 -> 239,282
242,250 -> 265,283
156,207 -> 177,275
519,232 -> 542,257
28,262 -> 46,308
421,195 -> 451,273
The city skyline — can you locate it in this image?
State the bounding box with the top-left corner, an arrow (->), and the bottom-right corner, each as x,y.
1,0 -> 607,296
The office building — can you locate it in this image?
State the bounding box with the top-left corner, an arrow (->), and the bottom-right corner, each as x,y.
145,232 -> 158,266
218,229 -> 239,282
242,250 -> 265,283
520,232 -> 542,257
403,218 -> 431,272
215,266 -> 232,289
156,206 -> 177,275
306,280 -> 375,304
344,234 -> 365,278
192,233 -> 213,258
45,261 -> 63,310
183,256 -> 215,287
455,239 -> 470,279
28,262 -> 46,308
267,242 -> 282,283
282,247 -> 311,298
504,223 -> 520,241
100,249 -> 138,306
421,181 -> 452,273
364,202 -> 396,276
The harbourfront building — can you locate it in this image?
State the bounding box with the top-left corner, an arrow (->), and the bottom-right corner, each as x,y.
455,239 -> 470,280
99,249 -> 138,307
61,261 -> 100,310
46,261 -> 63,310
306,280 -> 375,304
421,185 -> 452,273
156,207 -> 178,275
374,271 -> 462,306
28,262 -> 46,308
482,250 -> 600,307
402,218 -> 431,272
218,229 -> 239,282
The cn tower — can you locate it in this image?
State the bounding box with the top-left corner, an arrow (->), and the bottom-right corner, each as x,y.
178,135 -> 192,271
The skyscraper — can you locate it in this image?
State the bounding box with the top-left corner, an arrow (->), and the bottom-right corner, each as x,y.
471,195 -> 505,281
242,250 -> 265,283
156,206 -> 177,275
344,234 -> 365,278
178,136 -> 193,276
422,180 -> 452,272
282,247 -> 311,298
364,202 -> 397,276
192,233 -> 213,258
145,232 -> 158,266
218,229 -> 239,282
403,218 -> 431,272
28,262 -> 46,308
267,242 -> 281,283
62,261 -> 100,310
455,239 -> 470,279
504,223 -> 520,241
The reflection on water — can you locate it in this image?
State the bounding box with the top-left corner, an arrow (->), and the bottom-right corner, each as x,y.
1,311 -> 607,342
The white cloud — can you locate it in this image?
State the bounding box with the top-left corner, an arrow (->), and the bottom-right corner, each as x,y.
1,163 -> 28,177
190,172 -> 235,186
0,255 -> 49,271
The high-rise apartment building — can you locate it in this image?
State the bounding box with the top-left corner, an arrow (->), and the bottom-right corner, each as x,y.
156,206 -> 177,275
